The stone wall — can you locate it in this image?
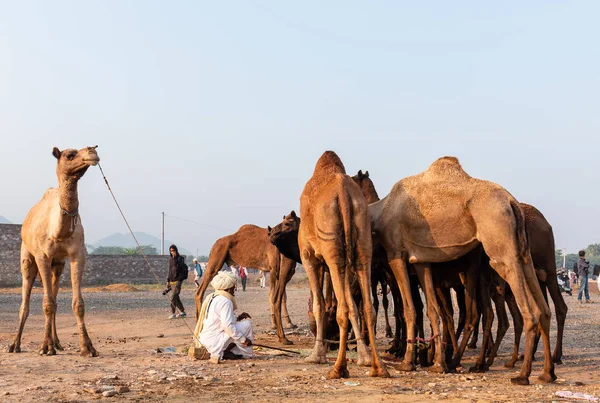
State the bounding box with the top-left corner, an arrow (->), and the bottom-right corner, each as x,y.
0,224 -> 177,287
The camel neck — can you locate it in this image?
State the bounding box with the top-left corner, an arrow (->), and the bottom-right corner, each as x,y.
58,177 -> 80,214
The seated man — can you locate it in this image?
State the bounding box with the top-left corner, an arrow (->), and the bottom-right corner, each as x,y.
193,272 -> 254,363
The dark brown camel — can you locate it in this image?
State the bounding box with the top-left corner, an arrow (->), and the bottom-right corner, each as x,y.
194,224 -> 297,345
298,151 -> 388,379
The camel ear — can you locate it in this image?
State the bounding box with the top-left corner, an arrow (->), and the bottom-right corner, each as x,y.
365,171 -> 369,178
290,210 -> 297,218
267,226 -> 272,233
52,147 -> 61,159
357,170 -> 363,179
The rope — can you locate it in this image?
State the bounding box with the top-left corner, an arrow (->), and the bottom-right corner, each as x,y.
97,163 -> 200,344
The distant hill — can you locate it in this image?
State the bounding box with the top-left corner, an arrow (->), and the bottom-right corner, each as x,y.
92,232 -> 191,256
0,216 -> 13,224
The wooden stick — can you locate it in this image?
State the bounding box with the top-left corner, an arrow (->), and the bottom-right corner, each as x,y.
253,343 -> 301,354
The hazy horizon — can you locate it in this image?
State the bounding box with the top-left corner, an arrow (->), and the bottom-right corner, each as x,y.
1,2 -> 599,255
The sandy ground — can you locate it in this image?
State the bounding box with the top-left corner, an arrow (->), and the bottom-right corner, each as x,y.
1,278 -> 599,402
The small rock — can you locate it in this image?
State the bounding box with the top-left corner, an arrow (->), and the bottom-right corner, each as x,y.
116,386 -> 130,393
428,383 -> 437,387
102,390 -> 117,397
105,374 -> 119,380
102,385 -> 116,392
2,391 -> 10,396
84,387 -> 102,394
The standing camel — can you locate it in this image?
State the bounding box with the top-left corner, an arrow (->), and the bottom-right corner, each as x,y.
195,225 -> 297,345
298,151 -> 388,379
369,156 -> 555,385
8,146 -> 99,357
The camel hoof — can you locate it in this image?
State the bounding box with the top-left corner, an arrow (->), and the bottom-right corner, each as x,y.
81,346 -> 99,357
285,323 -> 298,329
385,328 -> 393,339
538,371 -> 557,384
469,364 -> 488,373
40,346 -> 56,356
305,354 -> 327,364
552,356 -> 563,365
370,367 -> 390,378
270,325 -> 278,331
8,344 -> 21,353
510,376 -> 530,386
55,341 -> 64,351
504,360 -> 517,368
396,361 -> 416,372
428,364 -> 447,374
327,368 -> 350,379
280,339 -> 293,346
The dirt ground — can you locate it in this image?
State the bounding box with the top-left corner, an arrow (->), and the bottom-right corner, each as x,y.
1,277 -> 599,402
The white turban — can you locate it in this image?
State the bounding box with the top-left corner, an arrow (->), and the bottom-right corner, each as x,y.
211,272 -> 237,291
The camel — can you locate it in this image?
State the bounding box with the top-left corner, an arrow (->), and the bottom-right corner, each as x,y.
194,224 -> 297,345
369,156 -> 555,385
467,203 -> 568,367
8,146 -> 99,357
297,151 -> 388,379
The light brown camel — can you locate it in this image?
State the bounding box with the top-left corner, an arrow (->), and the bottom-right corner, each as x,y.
298,151 -> 388,379
194,224 -> 297,345
369,156 -> 555,385
8,146 -> 99,357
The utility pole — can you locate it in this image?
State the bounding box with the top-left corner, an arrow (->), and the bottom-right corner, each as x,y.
563,248 -> 567,270
161,212 -> 165,255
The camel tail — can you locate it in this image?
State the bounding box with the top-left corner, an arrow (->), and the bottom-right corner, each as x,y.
510,199 -> 529,264
338,190 -> 355,272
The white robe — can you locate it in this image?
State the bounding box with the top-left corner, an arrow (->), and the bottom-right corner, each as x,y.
198,294 -> 254,360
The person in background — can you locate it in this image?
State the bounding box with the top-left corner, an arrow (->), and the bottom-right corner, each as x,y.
576,250 -> 593,304
260,271 -> 266,289
192,258 -> 203,288
239,266 -> 247,291
166,244 -> 187,319
230,265 -> 239,290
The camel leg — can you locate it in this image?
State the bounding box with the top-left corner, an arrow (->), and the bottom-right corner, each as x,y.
470,279 -> 493,373
487,256 -> 555,385
195,241 -> 229,319
323,261 -> 351,379
355,249 -> 389,378
454,285 -> 466,342
272,263 -> 293,345
545,274 -> 567,364
8,248 -> 38,353
414,263 -> 447,373
487,278 -> 509,367
437,286 -> 458,365
36,256 -> 57,356
411,279 -> 430,367
280,262 -> 297,329
51,259 -> 65,351
346,288 -> 372,367
504,287 -> 523,368
449,255 -> 480,371
468,316 -> 480,349
387,257 -> 417,371
303,253 -> 327,364
70,250 -> 97,357
381,278 -> 393,338
371,275 -> 380,333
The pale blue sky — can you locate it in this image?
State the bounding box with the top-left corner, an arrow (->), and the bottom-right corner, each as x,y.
1,1 -> 598,255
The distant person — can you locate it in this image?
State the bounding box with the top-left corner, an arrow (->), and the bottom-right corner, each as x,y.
260,271 -> 266,289
576,250 -> 592,304
166,244 -> 188,319
192,258 -> 203,288
239,266 -> 247,291
230,265 -> 239,290
194,272 -> 254,364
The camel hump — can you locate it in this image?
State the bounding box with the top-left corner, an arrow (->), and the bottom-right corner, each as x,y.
313,151 -> 346,175
425,156 -> 471,180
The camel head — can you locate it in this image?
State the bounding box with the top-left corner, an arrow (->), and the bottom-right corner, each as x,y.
268,210 -> 301,264
351,170 -> 380,203
53,145 -> 100,180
